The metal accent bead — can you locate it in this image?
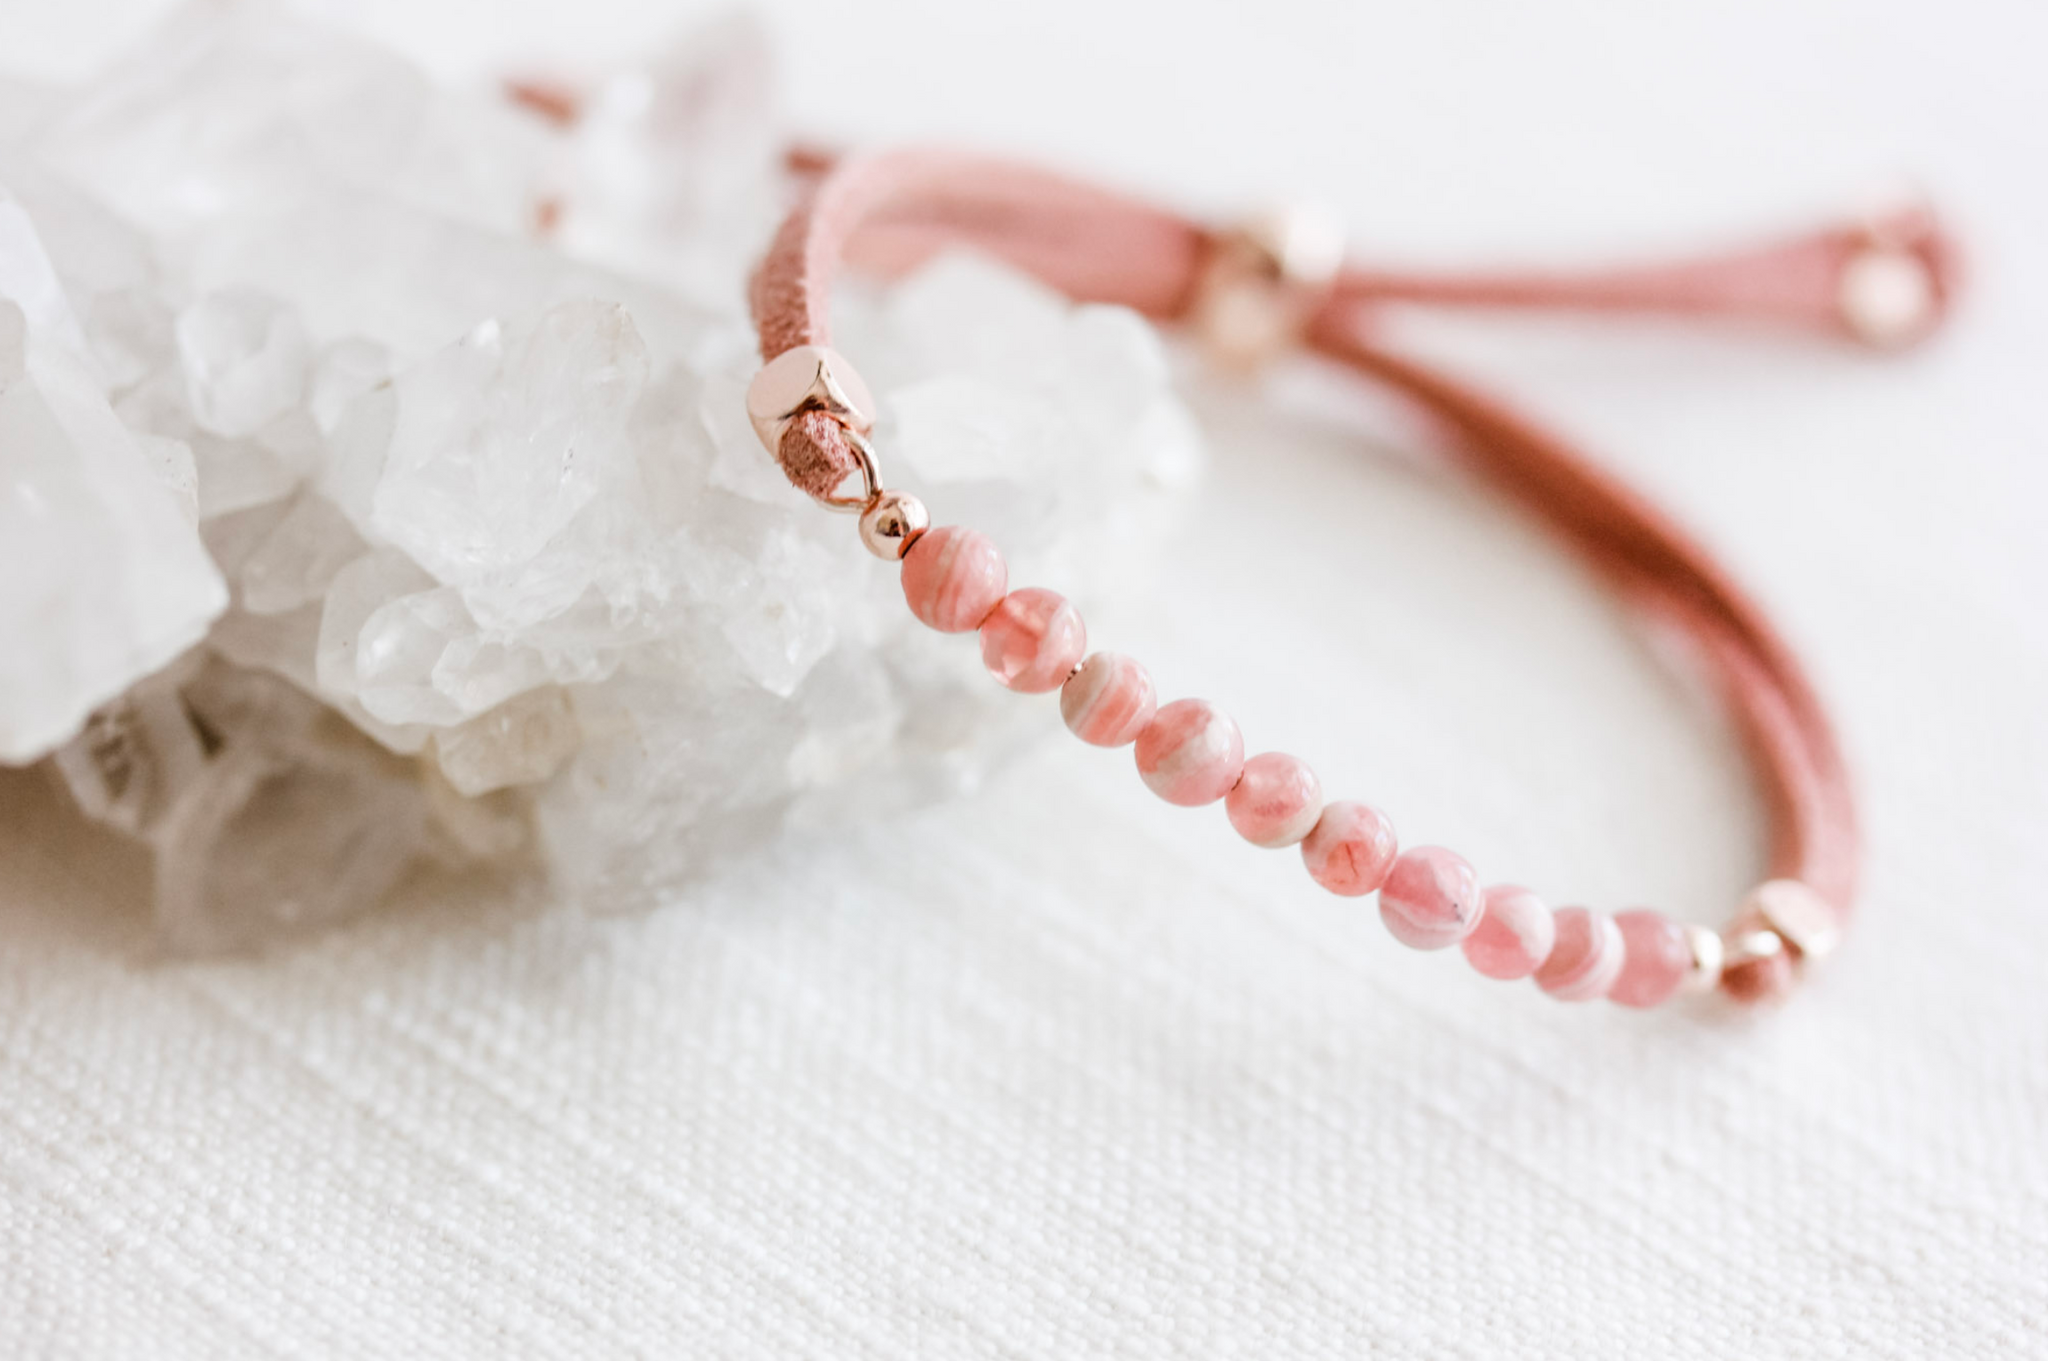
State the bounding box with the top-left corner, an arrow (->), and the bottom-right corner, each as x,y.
745,344 -> 876,456
1838,248 -> 1935,349
1739,878 -> 1841,962
1234,205 -> 1347,289
1679,923 -> 1725,995
1191,204 -> 1344,372
1722,928 -> 1782,967
857,490 -> 929,560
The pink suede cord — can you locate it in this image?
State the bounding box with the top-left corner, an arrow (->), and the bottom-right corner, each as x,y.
1303,320 -> 1858,908
750,149 -> 1206,357
1324,203 -> 1957,342
748,151 -> 1206,491
748,148 -> 1959,930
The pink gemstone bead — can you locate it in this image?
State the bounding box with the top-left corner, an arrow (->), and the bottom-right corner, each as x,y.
1300,801 -> 1398,896
1134,698 -> 1244,807
1461,885 -> 1557,981
1378,846 -> 1483,951
979,587 -> 1086,693
1060,652 -> 1156,747
901,526 -> 1006,633
1608,909 -> 1691,1008
1534,907 -> 1626,1001
1225,752 -> 1323,848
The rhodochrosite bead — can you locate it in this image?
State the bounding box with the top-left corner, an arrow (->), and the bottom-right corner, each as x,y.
1060,653 -> 1156,747
1609,909 -> 1692,1008
1379,846 -> 1483,950
980,588 -> 1086,693
901,526 -> 1006,632
1225,752 -> 1322,848
1299,801 -> 1398,896
1135,699 -> 1244,806
1534,907 -> 1626,1000
1462,884 -> 1556,980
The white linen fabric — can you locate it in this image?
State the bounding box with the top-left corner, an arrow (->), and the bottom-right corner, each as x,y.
2,0 -> 2044,1356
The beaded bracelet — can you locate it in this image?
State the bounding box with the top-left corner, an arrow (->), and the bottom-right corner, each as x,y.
744,148 -> 1955,1008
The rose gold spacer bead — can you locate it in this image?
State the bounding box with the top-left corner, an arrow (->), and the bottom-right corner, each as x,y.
1678,923 -> 1725,995
1191,205 -> 1344,372
1839,248 -> 1937,349
1737,878 -> 1841,963
857,490 -> 929,560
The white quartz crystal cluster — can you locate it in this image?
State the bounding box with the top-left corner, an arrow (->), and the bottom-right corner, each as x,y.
0,3 -> 1200,947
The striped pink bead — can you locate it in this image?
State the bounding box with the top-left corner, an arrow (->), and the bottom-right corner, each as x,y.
1300,801 -> 1398,896
1379,846 -> 1483,950
1534,907 -> 1626,1001
1461,885 -> 1556,980
1134,699 -> 1244,807
1608,909 -> 1691,1008
979,588 -> 1086,693
1060,652 -> 1156,747
1225,753 -> 1322,848
901,526 -> 1006,633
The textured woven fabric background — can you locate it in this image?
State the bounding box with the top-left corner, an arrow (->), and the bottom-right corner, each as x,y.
3,1 -> 2045,1356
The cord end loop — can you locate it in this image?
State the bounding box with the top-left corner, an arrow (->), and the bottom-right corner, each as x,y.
1837,199 -> 1958,350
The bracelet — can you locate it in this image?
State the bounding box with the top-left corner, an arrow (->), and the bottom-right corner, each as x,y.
743,148 -> 1955,1009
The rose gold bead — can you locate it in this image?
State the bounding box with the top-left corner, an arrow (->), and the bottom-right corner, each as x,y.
1679,924 -> 1724,995
1191,205 -> 1344,371
1737,878 -> 1841,962
1839,249 -> 1936,349
857,490 -> 929,560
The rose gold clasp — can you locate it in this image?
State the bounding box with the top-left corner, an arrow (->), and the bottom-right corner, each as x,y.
745,344 -> 932,558
746,344 -> 876,453
1191,205 -> 1345,372
745,344 -> 886,510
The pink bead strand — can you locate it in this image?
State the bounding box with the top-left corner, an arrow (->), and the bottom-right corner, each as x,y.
1462,885 -> 1556,981
1134,699 -> 1245,807
979,588 -> 1087,693
884,525 -> 1715,1013
1225,753 -> 1323,848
